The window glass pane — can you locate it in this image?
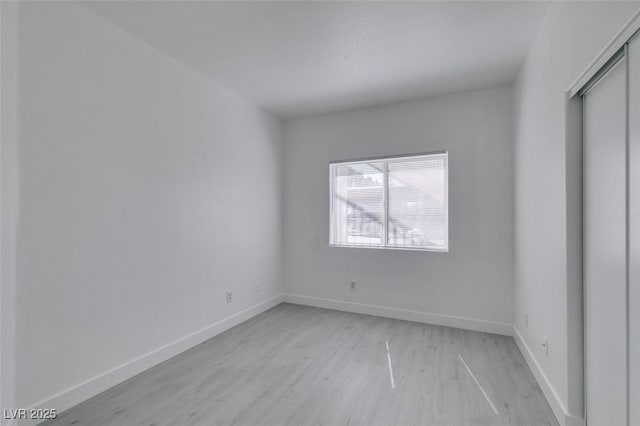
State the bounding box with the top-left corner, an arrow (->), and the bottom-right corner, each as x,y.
333,161 -> 384,246
387,154 -> 448,249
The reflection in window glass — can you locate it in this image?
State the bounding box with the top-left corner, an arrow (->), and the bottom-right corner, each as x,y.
333,161 -> 384,246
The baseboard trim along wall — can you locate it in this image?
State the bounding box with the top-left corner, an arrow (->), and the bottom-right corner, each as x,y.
23,294 -> 285,426
283,294 -> 513,336
513,326 -> 584,426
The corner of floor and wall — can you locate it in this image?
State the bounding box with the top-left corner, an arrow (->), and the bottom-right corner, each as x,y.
2,2 -> 640,426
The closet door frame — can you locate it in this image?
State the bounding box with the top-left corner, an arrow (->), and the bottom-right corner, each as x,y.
628,30 -> 640,426
580,49 -> 628,426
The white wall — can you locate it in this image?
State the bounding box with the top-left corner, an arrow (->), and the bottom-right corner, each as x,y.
14,2 -> 283,411
1,2 -> 19,425
513,2 -> 640,424
283,87 -> 514,331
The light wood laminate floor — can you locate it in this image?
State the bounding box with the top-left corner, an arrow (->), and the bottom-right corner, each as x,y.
44,303 -> 558,426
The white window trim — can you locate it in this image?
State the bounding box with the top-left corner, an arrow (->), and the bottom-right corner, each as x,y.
329,151 -> 449,253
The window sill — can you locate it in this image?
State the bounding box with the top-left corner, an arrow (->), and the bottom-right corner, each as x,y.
329,243 -> 448,253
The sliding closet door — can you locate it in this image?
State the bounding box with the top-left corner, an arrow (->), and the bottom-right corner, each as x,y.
629,34 -> 640,426
583,57 -> 627,426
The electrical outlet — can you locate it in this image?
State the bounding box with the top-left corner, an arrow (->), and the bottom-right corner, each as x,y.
226,291 -> 232,304
350,281 -> 357,291
525,313 -> 529,328
543,336 -> 549,356
254,284 -> 261,293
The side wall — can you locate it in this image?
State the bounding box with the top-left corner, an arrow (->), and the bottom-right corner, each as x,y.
1,2 -> 19,425
513,2 -> 640,424
283,87 -> 514,334
14,2 -> 284,412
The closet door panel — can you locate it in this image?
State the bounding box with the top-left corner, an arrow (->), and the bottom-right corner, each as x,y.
583,58 -> 628,426
629,34 -> 640,426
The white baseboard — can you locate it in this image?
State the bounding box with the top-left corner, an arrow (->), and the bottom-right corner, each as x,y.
283,294 -> 513,336
21,294 -> 285,426
513,326 -> 584,426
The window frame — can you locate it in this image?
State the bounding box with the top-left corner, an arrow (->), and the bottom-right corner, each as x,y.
329,151 -> 449,252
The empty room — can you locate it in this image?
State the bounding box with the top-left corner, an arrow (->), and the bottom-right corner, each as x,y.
1,1 -> 639,425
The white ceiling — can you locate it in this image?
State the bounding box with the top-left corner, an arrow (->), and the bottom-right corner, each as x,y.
82,1 -> 549,119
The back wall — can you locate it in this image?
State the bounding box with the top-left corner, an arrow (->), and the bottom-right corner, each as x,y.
283,86 -> 514,331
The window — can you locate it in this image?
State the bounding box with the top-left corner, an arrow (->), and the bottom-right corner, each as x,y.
330,152 -> 448,251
